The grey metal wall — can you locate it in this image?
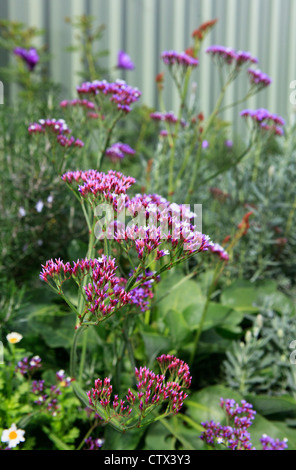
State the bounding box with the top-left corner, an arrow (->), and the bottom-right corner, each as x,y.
1,0 -> 296,130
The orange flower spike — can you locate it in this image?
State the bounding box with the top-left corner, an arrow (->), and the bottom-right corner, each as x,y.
155,72 -> 164,91
238,211 -> 254,235
192,18 -> 218,41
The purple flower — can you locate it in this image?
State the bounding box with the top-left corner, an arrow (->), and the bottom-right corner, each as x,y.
76,79 -> 141,113
260,434 -> 288,451
206,45 -> 257,67
247,68 -> 272,88
106,142 -> 135,161
14,47 -> 39,71
240,108 -> 285,136
28,118 -> 84,148
117,50 -> 135,70
161,50 -> 199,67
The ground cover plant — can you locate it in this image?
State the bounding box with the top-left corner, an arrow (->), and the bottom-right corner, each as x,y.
0,15 -> 295,451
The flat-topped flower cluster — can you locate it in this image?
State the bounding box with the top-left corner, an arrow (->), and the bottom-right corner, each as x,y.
28,118 -> 84,148
87,354 -> 191,428
76,79 -> 141,113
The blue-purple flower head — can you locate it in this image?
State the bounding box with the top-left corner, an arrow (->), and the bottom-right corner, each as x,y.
240,108 -> 285,136
161,50 -> 199,68
106,142 -> 135,161
14,47 -> 39,71
206,45 -> 257,67
117,50 -> 135,70
247,68 -> 272,89
76,79 -> 141,113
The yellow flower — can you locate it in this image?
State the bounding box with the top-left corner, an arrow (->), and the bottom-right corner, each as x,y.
6,332 -> 23,344
1,423 -> 25,448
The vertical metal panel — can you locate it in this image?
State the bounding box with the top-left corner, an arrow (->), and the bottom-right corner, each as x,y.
1,0 -> 295,128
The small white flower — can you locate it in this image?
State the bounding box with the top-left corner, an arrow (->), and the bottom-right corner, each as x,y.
18,207 -> 26,217
1,423 -> 25,448
47,194 -> 53,204
217,437 -> 224,444
35,200 -> 44,213
6,332 -> 23,344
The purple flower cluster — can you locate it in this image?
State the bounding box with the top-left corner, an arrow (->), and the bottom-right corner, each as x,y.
113,192 -> 215,263
31,369 -> 73,416
118,270 -> 158,312
240,108 -> 285,136
260,434 -> 288,451
15,355 -> 42,376
32,382 -> 61,416
60,99 -> 96,110
247,68 -> 272,88
208,243 -> 229,261
76,79 -> 141,113
201,398 -> 256,450
200,398 -> 288,450
87,355 -> 191,425
206,45 -> 258,67
106,142 -> 135,161
83,258 -> 131,319
161,50 -> 199,68
31,379 -> 45,394
28,118 -> 84,148
150,111 -> 187,127
61,169 -> 136,210
14,47 -> 39,70
40,256 -> 132,324
84,436 -> 105,450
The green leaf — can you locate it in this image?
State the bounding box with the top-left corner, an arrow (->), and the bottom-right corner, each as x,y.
141,330 -> 172,364
164,309 -> 191,346
156,272 -> 205,317
42,426 -> 73,450
245,394 -> 296,417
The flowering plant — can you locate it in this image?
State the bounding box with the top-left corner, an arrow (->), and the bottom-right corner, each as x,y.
1,15 -> 294,451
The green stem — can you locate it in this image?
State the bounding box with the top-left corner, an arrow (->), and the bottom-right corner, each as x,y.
78,328 -> 88,384
252,139 -> 263,182
168,67 -> 192,197
199,142 -> 253,187
76,420 -> 98,450
97,111 -> 124,168
186,77 -> 232,202
70,325 -> 87,379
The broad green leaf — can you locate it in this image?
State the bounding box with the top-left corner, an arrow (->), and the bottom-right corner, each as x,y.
164,309 -> 191,346
141,331 -> 172,364
245,394 -> 296,417
155,273 -> 205,317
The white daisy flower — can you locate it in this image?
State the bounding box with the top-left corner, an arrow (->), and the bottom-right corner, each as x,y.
6,332 -> 23,344
1,423 -> 25,448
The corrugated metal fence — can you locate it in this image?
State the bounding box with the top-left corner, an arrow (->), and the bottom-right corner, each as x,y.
1,0 -> 296,131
